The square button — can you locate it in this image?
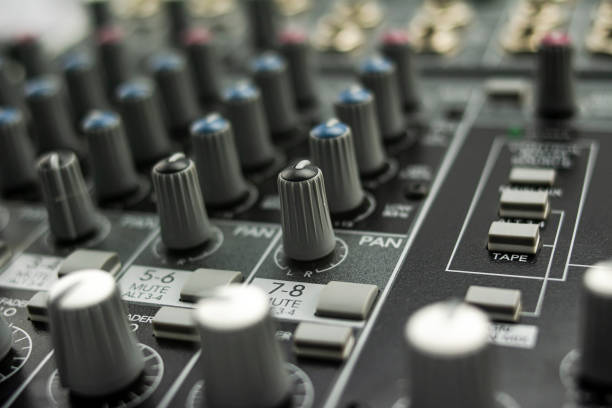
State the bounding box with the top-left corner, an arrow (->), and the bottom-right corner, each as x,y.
152,306 -> 198,342
59,249 -> 121,278
180,268 -> 243,302
27,291 -> 49,323
465,285 -> 522,322
316,281 -> 379,320
293,322 -> 355,362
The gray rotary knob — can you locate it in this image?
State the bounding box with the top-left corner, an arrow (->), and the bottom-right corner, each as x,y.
309,119 -> 364,214
579,261 -> 612,386
48,270 -> 144,396
246,0 -> 280,50
82,110 -> 141,203
182,28 -> 222,105
380,30 -> 420,112
405,301 -> 494,408
278,160 -> 335,261
358,56 -> 405,141
193,285 -> 290,408
63,51 -> 109,122
0,315 -> 12,360
0,108 -> 38,195
117,78 -> 172,167
10,36 -> 51,78
334,85 -> 387,176
152,153 -> 214,250
223,82 -> 276,170
37,151 -> 100,242
279,29 -> 318,109
252,52 -> 299,135
97,26 -> 132,93
191,114 -> 249,207
25,76 -> 82,155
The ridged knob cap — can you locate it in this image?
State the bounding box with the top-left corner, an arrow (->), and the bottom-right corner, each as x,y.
223,82 -> 276,170
334,85 -> 387,175
25,76 -> 81,155
183,28 -> 222,104
252,53 -> 299,135
37,151 -> 99,242
97,26 -> 132,92
0,108 -> 37,194
151,153 -> 213,250
359,56 -> 405,141
117,78 -> 172,166
63,51 -> 108,122
194,285 -> 290,408
536,32 -> 576,119
246,0 -> 280,50
82,110 -> 140,202
10,36 -> 51,78
405,301 -> 494,408
309,119 -> 364,213
279,29 -> 318,109
579,261 -> 612,386
191,114 -> 249,207
278,160 -> 335,261
48,270 -> 144,396
0,315 -> 12,360
380,30 -> 420,112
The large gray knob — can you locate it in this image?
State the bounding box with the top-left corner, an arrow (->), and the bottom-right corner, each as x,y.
579,261 -> 612,386
47,270 -> 144,396
151,153 -> 213,250
334,85 -> 387,176
0,315 -> 12,360
309,119 -> 364,214
37,151 -> 100,242
193,285 -> 290,408
380,30 -> 420,112
0,107 -> 38,195
278,160 -> 335,261
191,114 -> 249,207
405,301 -> 494,408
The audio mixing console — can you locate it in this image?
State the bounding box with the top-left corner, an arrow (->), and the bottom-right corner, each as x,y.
0,0 -> 611,407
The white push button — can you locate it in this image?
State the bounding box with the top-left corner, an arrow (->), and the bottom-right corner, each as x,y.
293,322 -> 355,361
152,306 -> 198,342
487,221 -> 541,255
509,167 -> 556,186
465,285 -> 522,322
316,281 -> 379,320
499,189 -> 550,220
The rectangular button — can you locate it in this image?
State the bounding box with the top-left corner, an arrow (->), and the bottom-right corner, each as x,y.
293,322 -> 355,362
152,306 -> 199,342
27,291 -> 49,323
484,78 -> 530,104
509,167 -> 556,186
59,249 -> 121,278
465,285 -> 522,322
488,221 -> 540,255
180,268 -> 243,302
499,189 -> 550,220
316,281 -> 378,320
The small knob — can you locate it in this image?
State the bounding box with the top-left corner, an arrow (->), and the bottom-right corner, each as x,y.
37,151 -> 99,243
97,26 -> 132,93
278,160 -> 335,261
279,29 -> 318,109
535,32 -> 576,119
149,52 -> 200,135
25,76 -> 82,155
151,153 -> 213,250
334,85 -> 387,176
10,36 -> 51,78
0,315 -> 12,360
0,107 -> 38,195
116,78 -> 172,167
165,0 -> 192,45
223,82 -> 276,170
358,56 -> 405,141
182,28 -> 222,105
252,53 -> 299,135
191,114 -> 249,207
193,285 -> 290,408
82,110 -> 141,203
579,261 -> 612,386
309,119 -> 364,214
63,51 -> 109,122
380,30 -> 420,112
405,301 -> 494,408
246,0 -> 280,50
47,270 -> 144,396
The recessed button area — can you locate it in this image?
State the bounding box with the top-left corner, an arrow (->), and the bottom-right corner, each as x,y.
499,189 -> 550,220
316,281 -> 379,320
487,221 -> 541,255
152,306 -> 198,342
180,268 -> 243,302
509,167 -> 556,186
58,249 -> 121,278
465,285 -> 522,322
293,322 -> 355,362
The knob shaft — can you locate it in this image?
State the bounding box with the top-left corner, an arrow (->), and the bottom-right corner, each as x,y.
191,114 -> 249,207
37,151 -> 99,242
279,29 -> 318,109
380,30 -> 420,112
0,108 -> 38,195
334,85 -> 387,176
182,28 -> 222,105
246,0 -> 280,50
165,0 -> 192,44
223,82 -> 276,170
151,153 -> 213,250
82,110 -> 141,203
359,56 -> 405,141
405,301 -> 494,408
309,119 -> 364,213
63,51 -> 109,122
0,315 -> 12,360
48,270 -> 144,396
193,285 -> 290,408
278,160 -> 335,261
0,57 -> 24,109
579,261 -> 612,386
97,26 -> 132,93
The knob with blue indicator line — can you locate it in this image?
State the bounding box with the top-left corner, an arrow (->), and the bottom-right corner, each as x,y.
358,56 -> 405,141
0,107 -> 38,196
334,85 -> 387,176
309,119 -> 365,214
63,51 -> 109,122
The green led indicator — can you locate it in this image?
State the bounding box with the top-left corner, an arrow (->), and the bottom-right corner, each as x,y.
507,126 -> 524,139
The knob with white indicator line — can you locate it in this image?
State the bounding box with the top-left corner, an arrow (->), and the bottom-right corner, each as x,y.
278,160 -> 335,261
47,270 -> 144,396
193,285 -> 291,408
